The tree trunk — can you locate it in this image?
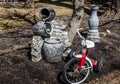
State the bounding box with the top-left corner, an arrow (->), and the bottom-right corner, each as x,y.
51,0 -> 59,2
115,0 -> 120,15
110,0 -> 120,15
68,0 -> 84,42
25,0 -> 34,8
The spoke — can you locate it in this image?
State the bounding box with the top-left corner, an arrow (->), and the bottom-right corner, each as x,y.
68,62 -> 78,71
71,76 -> 78,83
67,68 -> 74,72
69,65 -> 75,69
81,66 -> 92,70
68,75 -> 74,81
67,72 -> 73,77
80,72 -> 86,77
75,77 -> 79,82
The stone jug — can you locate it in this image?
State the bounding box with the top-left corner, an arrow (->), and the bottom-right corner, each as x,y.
33,21 -> 52,37
43,37 -> 64,63
40,7 -> 55,21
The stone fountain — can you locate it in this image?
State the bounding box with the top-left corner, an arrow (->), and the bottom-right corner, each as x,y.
31,7 -> 71,62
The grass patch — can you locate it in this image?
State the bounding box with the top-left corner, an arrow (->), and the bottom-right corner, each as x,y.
0,2 -> 73,34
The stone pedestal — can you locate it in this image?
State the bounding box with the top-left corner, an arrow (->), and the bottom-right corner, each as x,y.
88,5 -> 100,42
31,36 -> 44,62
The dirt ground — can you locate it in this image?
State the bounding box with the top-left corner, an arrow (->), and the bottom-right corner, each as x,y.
0,2 -> 120,84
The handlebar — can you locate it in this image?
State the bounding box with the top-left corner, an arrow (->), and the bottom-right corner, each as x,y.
77,28 -> 100,40
77,28 -> 85,40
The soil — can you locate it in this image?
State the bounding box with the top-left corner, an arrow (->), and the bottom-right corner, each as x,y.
0,3 -> 120,84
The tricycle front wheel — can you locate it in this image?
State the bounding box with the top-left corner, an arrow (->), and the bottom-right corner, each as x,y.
63,58 -> 91,84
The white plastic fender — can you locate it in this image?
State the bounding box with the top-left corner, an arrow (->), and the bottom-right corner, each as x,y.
74,54 -> 93,71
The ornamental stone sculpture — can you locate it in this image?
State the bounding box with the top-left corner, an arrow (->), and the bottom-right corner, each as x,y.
88,5 -> 100,42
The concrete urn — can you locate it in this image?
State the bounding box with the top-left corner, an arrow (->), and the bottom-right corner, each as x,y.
43,37 -> 64,63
